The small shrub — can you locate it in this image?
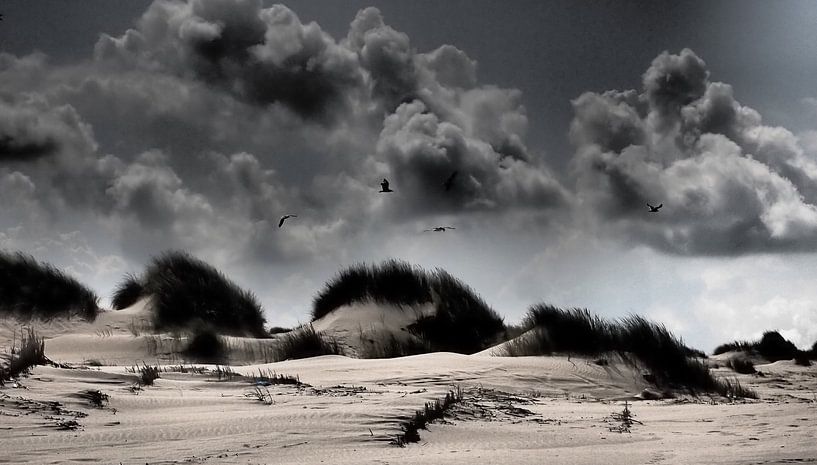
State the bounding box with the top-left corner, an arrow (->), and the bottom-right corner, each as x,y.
275,324 -> 344,361
0,251 -> 99,320
725,354 -> 756,374
268,326 -> 291,335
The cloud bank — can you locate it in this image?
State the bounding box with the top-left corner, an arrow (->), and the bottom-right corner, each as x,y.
571,48 -> 817,255
2,2 -> 817,347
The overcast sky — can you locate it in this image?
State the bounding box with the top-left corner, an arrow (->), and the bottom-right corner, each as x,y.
3,0 -> 817,351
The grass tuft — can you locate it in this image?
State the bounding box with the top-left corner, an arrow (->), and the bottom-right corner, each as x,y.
392,387 -> 464,446
275,324 -> 344,361
0,251 -> 99,320
726,354 -> 756,374
0,328 -> 47,383
127,363 -> 160,386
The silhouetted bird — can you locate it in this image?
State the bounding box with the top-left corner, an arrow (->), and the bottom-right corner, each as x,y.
443,171 -> 458,191
379,178 -> 393,193
647,203 -> 663,213
424,226 -> 456,232
278,214 -> 297,227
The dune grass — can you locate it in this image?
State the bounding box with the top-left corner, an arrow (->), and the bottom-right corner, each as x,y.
0,251 -> 99,320
0,328 -> 47,384
714,330 -> 809,364
274,324 -> 344,361
111,251 -> 266,336
312,260 -> 431,320
183,325 -> 228,363
726,354 -> 756,374
312,260 -> 505,354
502,304 -> 755,397
392,387 -> 464,446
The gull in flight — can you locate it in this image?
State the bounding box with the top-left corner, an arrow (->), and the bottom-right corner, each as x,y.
443,171 -> 458,192
278,214 -> 297,228
424,226 -> 456,232
647,203 -> 663,213
379,178 -> 393,193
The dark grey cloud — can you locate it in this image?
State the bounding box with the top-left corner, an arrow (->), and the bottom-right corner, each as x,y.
571,49 -> 817,255
96,0 -> 364,120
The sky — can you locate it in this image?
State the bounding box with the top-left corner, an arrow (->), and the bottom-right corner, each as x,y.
2,0 -> 817,351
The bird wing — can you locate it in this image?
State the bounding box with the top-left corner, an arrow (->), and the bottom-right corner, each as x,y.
657,204 -> 663,209
278,217 -> 286,227
646,203 -> 655,209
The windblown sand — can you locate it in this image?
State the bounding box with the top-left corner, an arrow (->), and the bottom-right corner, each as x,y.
1,305 -> 815,464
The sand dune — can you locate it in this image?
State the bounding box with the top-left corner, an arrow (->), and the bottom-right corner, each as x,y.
1,308 -> 816,464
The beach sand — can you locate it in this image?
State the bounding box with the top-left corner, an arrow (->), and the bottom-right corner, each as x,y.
1,304 -> 815,464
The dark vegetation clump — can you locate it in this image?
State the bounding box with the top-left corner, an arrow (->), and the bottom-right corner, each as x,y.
358,332 -> 430,359
275,324 -> 344,361
127,363 -> 160,386
504,304 -> 755,397
312,260 -> 430,320
111,251 -> 266,336
714,330 -> 810,364
111,273 -> 144,310
725,354 -> 756,374
268,326 -> 291,335
410,270 -> 505,354
312,260 -> 505,354
183,326 -> 227,363
392,387 -> 464,446
0,251 -> 99,321
0,328 -> 47,384
78,389 -> 109,408
712,340 -> 754,355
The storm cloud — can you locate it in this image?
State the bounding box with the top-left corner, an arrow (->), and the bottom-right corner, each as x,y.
571,48 -> 817,255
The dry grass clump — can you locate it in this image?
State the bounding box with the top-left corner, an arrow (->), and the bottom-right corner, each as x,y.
274,324 -> 344,361
392,387 -> 464,446
127,363 -> 160,386
183,326 -> 227,363
726,354 -> 756,374
501,304 -> 755,398
0,328 -> 47,384
0,251 -> 99,321
111,251 -> 266,337
312,260 -> 505,354
77,389 -> 109,408
358,331 -> 430,359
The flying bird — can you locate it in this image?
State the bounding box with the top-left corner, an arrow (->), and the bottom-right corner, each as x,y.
278,214 -> 297,227
379,178 -> 393,193
647,203 -> 663,213
443,171 -> 458,192
424,226 -> 456,232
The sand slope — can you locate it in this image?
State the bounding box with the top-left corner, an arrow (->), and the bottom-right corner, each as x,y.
2,310 -> 816,464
